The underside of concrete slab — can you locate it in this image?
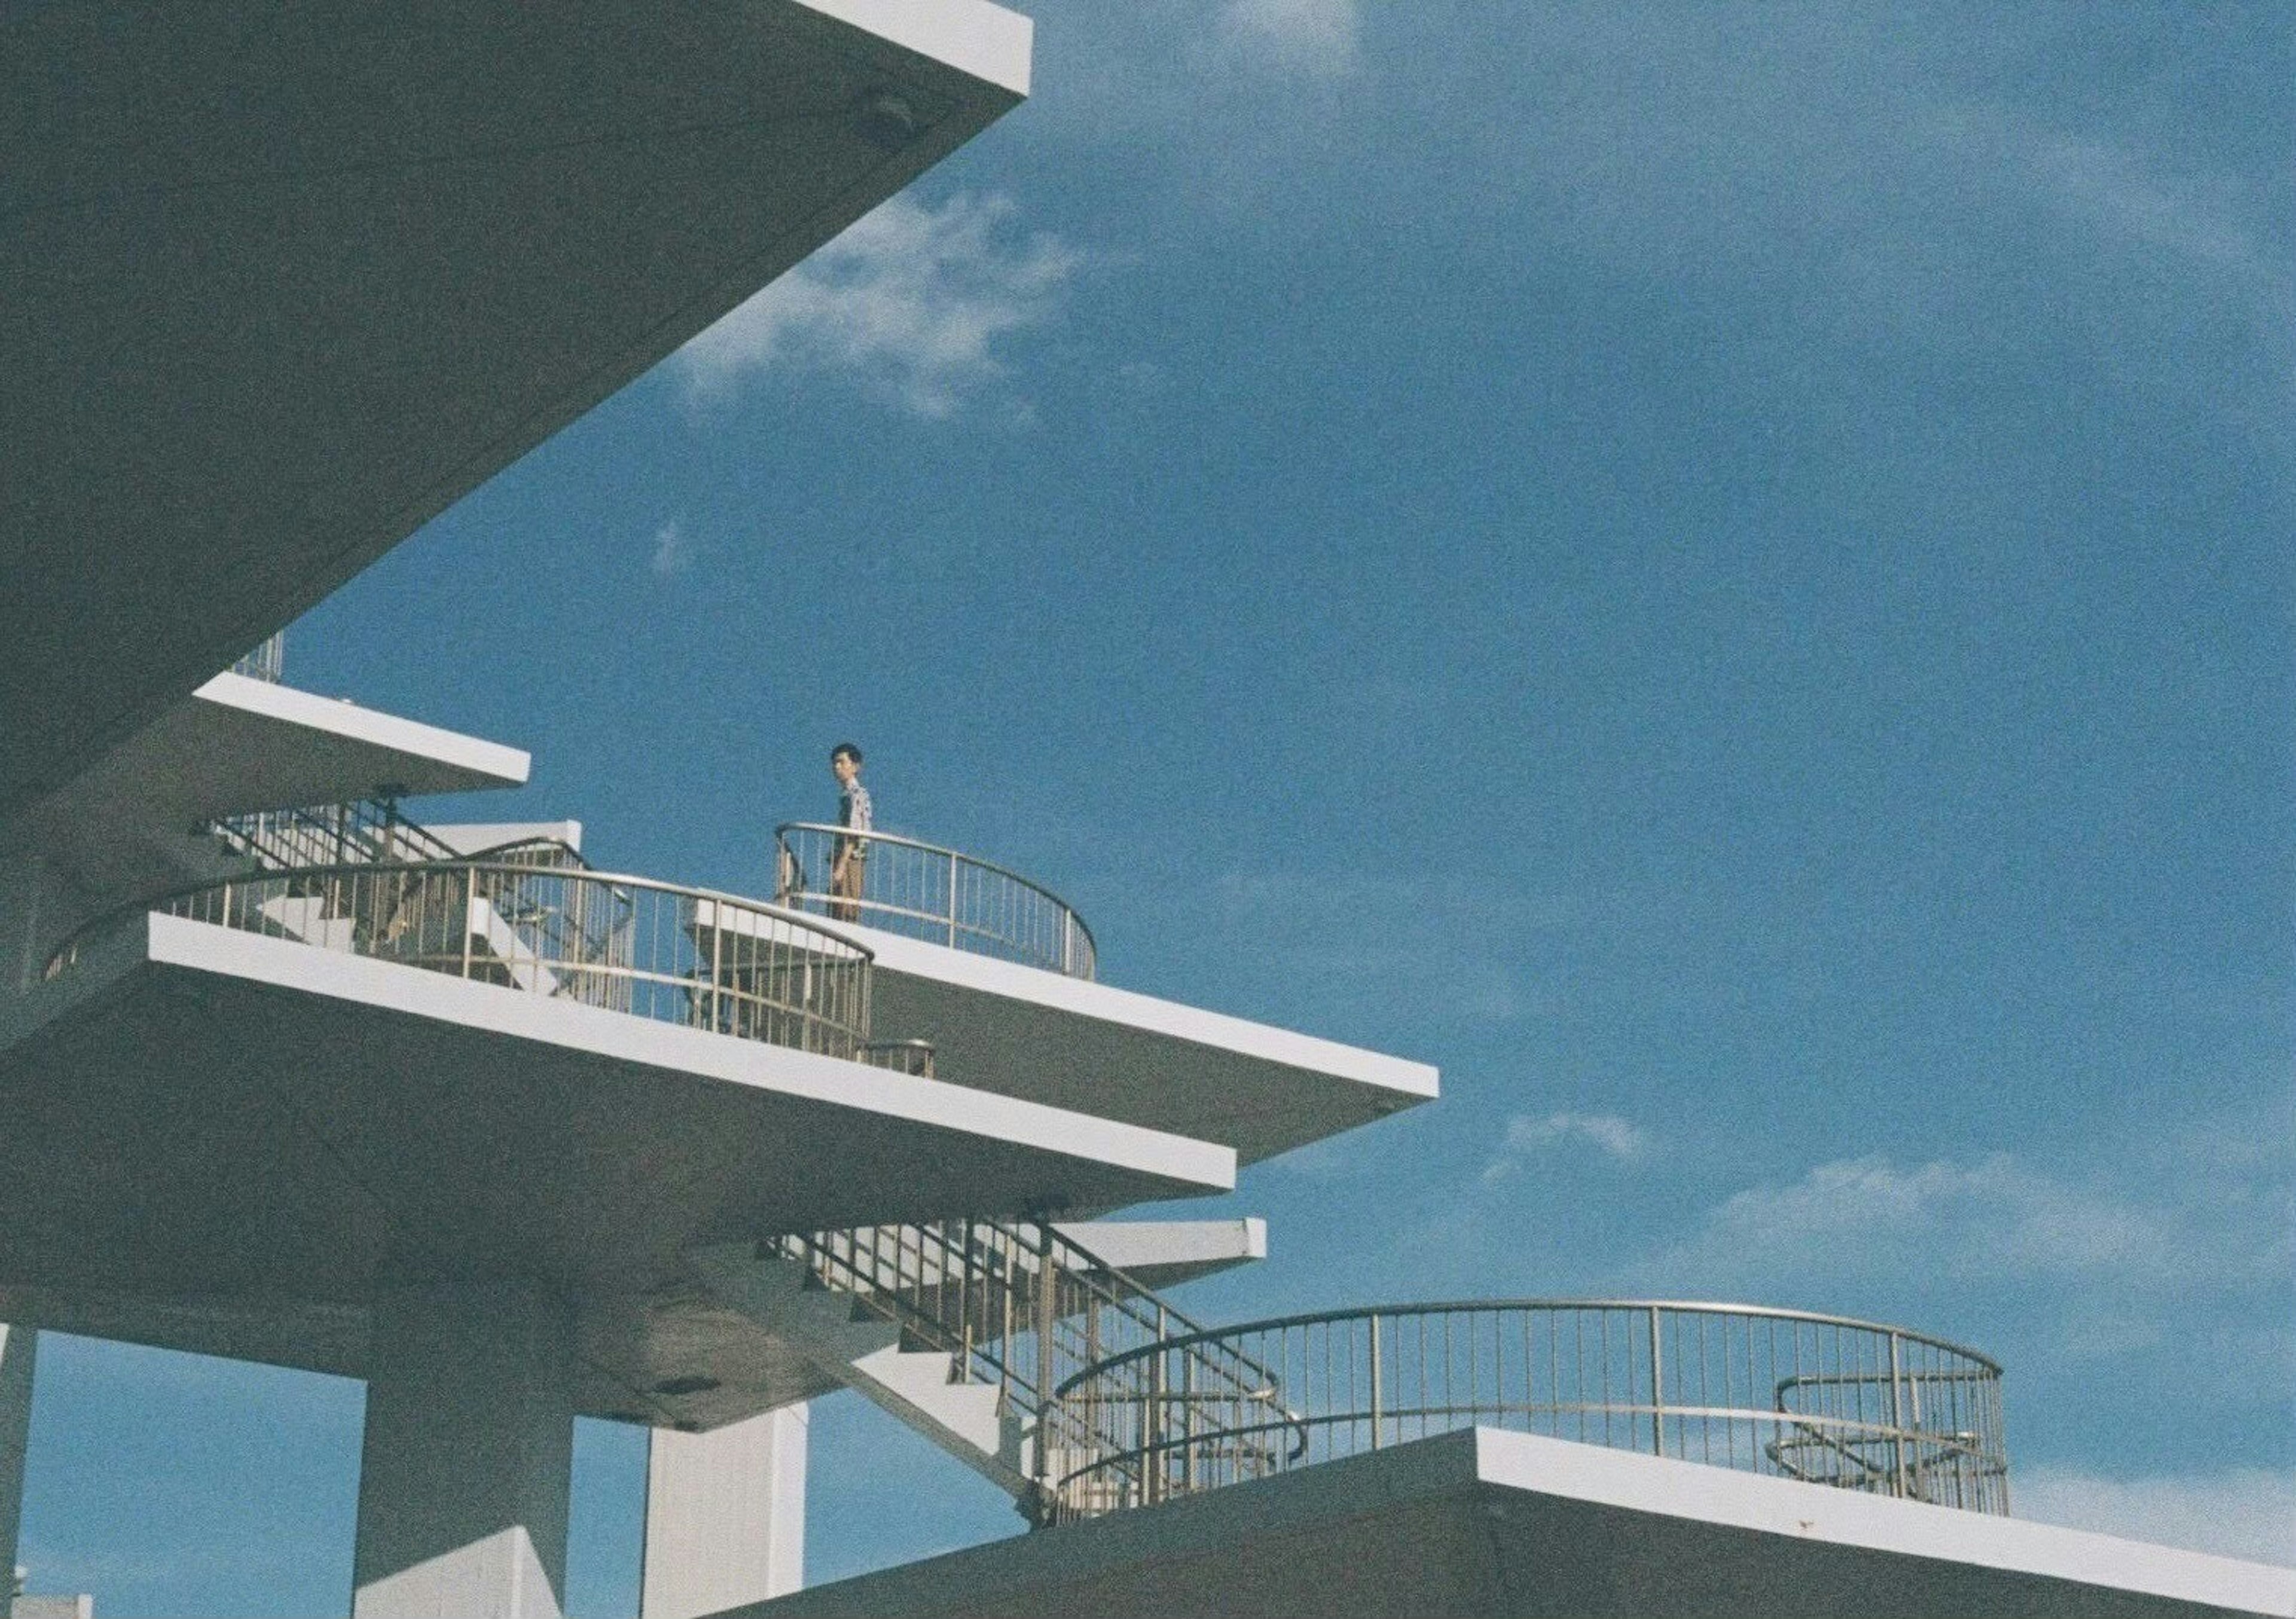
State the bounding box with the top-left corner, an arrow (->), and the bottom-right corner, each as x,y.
0,0 -> 1031,823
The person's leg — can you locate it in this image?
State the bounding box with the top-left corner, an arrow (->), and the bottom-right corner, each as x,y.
830,852 -> 863,922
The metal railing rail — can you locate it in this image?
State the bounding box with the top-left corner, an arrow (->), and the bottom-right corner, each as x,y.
44,860 -> 874,1061
1048,1299 -> 2008,1523
213,797 -> 467,873
778,1215 -> 1299,1518
773,822 -> 1097,980
229,632 -> 285,683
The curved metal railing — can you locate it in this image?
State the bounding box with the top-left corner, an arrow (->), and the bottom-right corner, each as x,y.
782,1214 -> 1303,1521
45,859 -> 874,1061
1049,1299 -> 2008,1523
773,822 -> 1097,980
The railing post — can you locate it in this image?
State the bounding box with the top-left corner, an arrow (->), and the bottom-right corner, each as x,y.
461,866 -> 475,979
1888,1331 -> 1910,1499
947,851 -> 960,949
1033,1220 -> 1058,1511
1146,1305 -> 1168,1507
1368,1312 -> 1382,1450
1648,1306 -> 1665,1458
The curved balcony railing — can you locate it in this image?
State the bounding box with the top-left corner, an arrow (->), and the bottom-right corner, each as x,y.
1049,1300 -> 2008,1523
774,823 -> 1097,980
45,859 -> 874,1061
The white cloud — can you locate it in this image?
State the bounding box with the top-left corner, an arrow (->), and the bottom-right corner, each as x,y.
1638,1129 -> 2294,1342
2016,1466 -> 2296,1566
648,520 -> 694,577
1483,1111 -> 1653,1182
1218,0 -> 1360,78
676,193 -> 1082,419
1652,1153 -> 2190,1292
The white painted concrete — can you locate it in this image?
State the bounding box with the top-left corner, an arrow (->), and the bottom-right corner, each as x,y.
747,1426 -> 2296,1618
190,673 -> 532,789
854,924 -> 1438,1163
1053,1218 -> 1267,1292
2,1 -> 1030,823
353,1282 -> 575,1619
145,915 -> 1234,1200
0,912 -> 1234,1434
0,675 -> 530,923
0,1324 -> 33,1619
643,1407 -> 808,1619
426,823 -> 585,857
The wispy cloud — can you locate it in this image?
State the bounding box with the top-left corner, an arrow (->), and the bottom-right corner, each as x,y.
676,193 -> 1083,419
1629,1115 -> 2295,1382
1654,1154 -> 2175,1287
2016,1466 -> 2296,1566
1482,1111 -> 1653,1182
1218,0 -> 1360,78
648,520 -> 694,577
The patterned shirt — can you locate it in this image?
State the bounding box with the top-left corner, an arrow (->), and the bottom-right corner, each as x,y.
837,780 -> 874,853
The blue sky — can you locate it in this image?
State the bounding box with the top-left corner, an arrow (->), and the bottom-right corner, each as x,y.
17,4 -> 2294,1611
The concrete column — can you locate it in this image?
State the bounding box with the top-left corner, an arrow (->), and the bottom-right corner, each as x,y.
353,1282 -> 574,1619
0,1323 -> 34,1619
640,1404 -> 807,1618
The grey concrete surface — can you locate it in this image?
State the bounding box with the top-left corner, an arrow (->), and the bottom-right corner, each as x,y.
353,1282 -> 575,1619
747,1428 -> 2296,1619
0,0 -> 1030,823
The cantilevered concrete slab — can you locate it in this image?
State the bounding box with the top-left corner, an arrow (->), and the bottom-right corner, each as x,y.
1051,1218 -> 1267,1294
850,928 -> 1438,1164
0,0 -> 1032,823
751,1427 -> 2296,1619
0,912 -> 1226,1430
0,672 -> 530,908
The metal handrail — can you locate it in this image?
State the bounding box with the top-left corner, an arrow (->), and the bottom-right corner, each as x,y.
780,1214 -> 1301,1520
773,821 -> 1098,980
1047,1299 -> 2008,1523
44,859 -> 876,1061
228,632 -> 285,682
213,796 -> 466,872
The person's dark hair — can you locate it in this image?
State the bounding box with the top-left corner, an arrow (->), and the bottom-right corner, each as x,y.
831,742 -> 863,766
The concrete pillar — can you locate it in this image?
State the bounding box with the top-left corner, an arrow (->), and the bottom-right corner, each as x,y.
353,1283 -> 574,1619
640,1404 -> 807,1618
0,1323 -> 33,1619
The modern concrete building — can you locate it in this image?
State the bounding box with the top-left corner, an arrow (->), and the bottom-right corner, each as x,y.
2,5 -> 2289,1619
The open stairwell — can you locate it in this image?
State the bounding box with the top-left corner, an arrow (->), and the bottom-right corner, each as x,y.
688,1242 -> 1036,1501
206,796 -> 587,989
688,1216 -> 1300,1523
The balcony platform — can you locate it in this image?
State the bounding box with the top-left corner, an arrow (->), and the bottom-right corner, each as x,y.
752,1426 -> 2295,1619
0,912 -> 1228,1431
0,672 -> 529,909
844,924 -> 1439,1164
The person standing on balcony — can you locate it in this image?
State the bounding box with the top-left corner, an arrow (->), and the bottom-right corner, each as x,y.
829,742 -> 872,922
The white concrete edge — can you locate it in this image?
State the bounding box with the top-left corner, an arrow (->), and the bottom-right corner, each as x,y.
1052,1218 -> 1268,1272
855,927 -> 1440,1099
143,914 -> 1234,1195
423,821 -> 584,856
193,671 -> 530,789
1470,1428 -> 2296,1617
795,0 -> 1033,96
